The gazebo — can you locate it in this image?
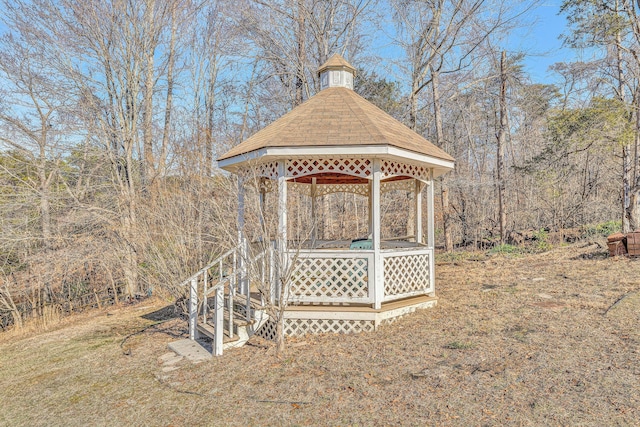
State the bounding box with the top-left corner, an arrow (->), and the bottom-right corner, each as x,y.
181,55 -> 454,356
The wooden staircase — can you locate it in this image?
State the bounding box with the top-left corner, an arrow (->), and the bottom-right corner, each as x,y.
174,242 -> 273,356
196,294 -> 269,352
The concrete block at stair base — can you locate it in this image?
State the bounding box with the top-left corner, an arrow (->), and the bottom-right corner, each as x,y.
168,338 -> 212,363
158,352 -> 183,365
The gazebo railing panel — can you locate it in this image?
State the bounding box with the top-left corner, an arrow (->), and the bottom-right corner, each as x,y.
382,248 -> 433,302
286,250 -> 374,304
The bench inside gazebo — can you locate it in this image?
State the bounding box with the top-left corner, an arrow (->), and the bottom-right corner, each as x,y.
177,55 -> 455,356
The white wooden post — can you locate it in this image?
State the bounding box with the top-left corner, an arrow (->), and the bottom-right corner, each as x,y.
269,241 -> 276,304
212,284 -> 224,356
277,163 -> 288,253
202,269 -> 208,323
427,171 -> 435,248
229,250 -> 236,339
243,237 -> 251,322
311,177 -> 317,242
189,277 -> 198,340
371,159 -> 383,309
259,178 -> 266,232
367,180 -> 373,236
237,177 -> 246,296
415,179 -> 423,244
277,162 -> 288,305
427,169 -> 435,294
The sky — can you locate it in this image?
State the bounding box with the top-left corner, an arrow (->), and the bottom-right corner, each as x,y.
0,1 -> 591,87
515,0 -> 595,83
368,0 -> 588,87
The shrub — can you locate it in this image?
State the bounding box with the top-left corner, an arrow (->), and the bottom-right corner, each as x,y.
583,220 -> 622,238
489,244 -> 521,255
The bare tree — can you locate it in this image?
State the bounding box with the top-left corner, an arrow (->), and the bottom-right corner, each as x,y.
496,50 -> 508,243
0,28 -> 72,248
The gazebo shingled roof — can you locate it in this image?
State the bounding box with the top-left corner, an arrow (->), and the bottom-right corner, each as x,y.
218,77 -> 454,165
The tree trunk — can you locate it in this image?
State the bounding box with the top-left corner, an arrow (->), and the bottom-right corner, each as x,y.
409,78 -> 419,131
295,0 -> 306,107
39,142 -> 52,247
142,0 -> 157,188
497,50 -> 508,244
158,1 -> 177,179
627,99 -> 640,230
431,68 -> 453,251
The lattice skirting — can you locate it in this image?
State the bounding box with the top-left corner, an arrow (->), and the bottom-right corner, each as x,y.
256,319 -> 278,341
256,318 -> 375,340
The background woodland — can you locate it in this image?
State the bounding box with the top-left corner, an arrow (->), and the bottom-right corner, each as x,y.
0,0 -> 638,328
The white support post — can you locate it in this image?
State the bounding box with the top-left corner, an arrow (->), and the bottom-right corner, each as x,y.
371,159 -> 383,309
427,169 -> 435,294
228,292 -> 234,340
259,178 -> 266,232
367,180 -> 373,236
212,284 -> 224,356
269,241 -> 276,304
243,237 -> 251,322
237,177 -> 246,296
202,269 -> 208,323
415,179 -> 423,244
229,251 -> 236,339
189,277 -> 198,340
277,163 -> 288,254
311,177 -> 317,242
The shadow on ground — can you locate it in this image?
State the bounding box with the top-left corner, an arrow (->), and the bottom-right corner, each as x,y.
142,304 -> 183,322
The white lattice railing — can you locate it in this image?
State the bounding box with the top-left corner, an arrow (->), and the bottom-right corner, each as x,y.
287,250 -> 374,304
382,248 -> 433,302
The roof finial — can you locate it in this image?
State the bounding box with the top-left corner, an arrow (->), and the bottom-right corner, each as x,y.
317,54 -> 356,90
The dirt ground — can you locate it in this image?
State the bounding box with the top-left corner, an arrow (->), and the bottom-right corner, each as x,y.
0,243 -> 639,426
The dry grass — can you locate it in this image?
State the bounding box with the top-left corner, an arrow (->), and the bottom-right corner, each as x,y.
1,243 -> 639,426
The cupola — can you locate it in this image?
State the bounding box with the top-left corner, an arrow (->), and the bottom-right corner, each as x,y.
318,53 -> 356,90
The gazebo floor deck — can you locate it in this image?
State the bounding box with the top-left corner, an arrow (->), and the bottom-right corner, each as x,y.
240,289 -> 436,313
286,294 -> 437,312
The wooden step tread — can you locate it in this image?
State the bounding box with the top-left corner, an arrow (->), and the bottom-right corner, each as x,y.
223,309 -> 254,326
196,323 -> 240,344
231,292 -> 265,309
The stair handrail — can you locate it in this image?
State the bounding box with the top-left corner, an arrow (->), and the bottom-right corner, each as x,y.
178,241 -> 273,356
177,246 -> 238,289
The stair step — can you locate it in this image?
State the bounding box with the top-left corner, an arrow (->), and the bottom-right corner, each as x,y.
223,309 -> 254,326
233,292 -> 266,309
196,323 -> 240,344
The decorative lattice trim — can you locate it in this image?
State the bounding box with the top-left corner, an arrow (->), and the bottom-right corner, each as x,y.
284,318 -> 375,337
290,257 -> 369,299
286,159 -> 371,179
288,182 -> 311,196
383,253 -> 430,296
315,183 -> 369,197
288,182 -> 369,197
380,179 -> 415,194
381,160 -> 430,182
237,161 -> 280,180
256,319 -> 277,341
258,162 -> 280,180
